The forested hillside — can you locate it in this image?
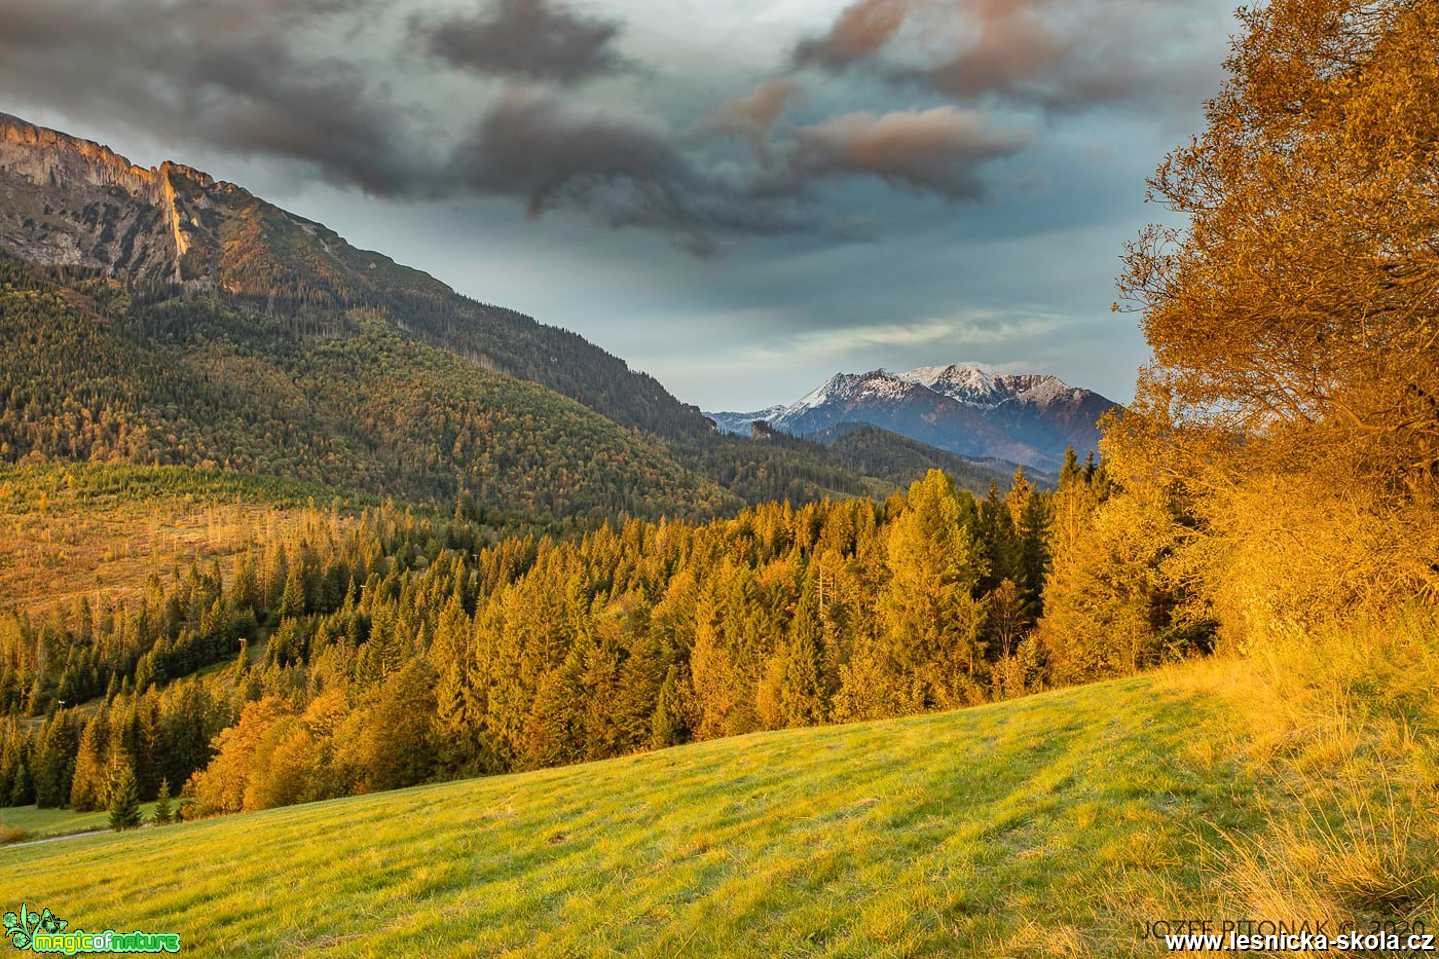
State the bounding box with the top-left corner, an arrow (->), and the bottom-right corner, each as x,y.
810,422 -> 1039,495
0,259 -> 737,526
0,112 -> 712,443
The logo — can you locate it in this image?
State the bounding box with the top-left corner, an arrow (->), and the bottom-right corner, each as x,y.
4,905 -> 180,955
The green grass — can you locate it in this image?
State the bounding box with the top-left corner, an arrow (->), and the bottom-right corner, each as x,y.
0,802 -> 158,841
0,672 -> 1265,958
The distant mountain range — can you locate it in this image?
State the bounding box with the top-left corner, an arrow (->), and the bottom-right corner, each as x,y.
708,365 -> 1119,470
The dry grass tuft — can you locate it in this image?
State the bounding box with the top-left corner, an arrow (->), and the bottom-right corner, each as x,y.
1164,610 -> 1439,934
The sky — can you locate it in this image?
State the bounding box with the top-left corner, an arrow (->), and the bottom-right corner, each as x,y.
0,0 -> 1238,410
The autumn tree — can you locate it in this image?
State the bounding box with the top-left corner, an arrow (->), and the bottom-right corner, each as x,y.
837,471 -> 986,717
152,778 -> 173,825
1116,0 -> 1439,629
1119,0 -> 1439,491
69,712 -> 110,812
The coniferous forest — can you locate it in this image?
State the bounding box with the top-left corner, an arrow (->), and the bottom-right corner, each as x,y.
1,456 -> 1159,818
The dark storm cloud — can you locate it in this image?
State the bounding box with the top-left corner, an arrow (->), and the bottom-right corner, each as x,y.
442,89 -> 1027,251
449,86 -> 685,217
793,0 -> 1221,114
446,86 -> 851,255
0,0 -> 1032,253
787,107 -> 1027,199
0,0 -> 422,196
410,0 -> 629,85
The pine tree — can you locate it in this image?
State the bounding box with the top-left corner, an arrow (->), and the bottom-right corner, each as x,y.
151,778 -> 173,825
32,715 -> 78,809
1016,490 -> 1052,615
431,592 -> 476,774
8,756 -> 33,807
1058,446 -> 1083,488
870,471 -> 987,712
977,482 -> 1021,592
107,762 -> 142,831
1005,467 -> 1034,529
778,591 -> 827,727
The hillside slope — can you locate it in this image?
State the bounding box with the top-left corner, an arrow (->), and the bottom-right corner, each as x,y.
0,673 -> 1263,958
0,259 -> 736,525
0,463 -> 370,616
811,422 -> 1040,494
0,112 -> 964,512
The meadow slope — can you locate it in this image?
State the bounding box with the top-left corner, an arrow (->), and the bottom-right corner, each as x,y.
0,672 -> 1266,958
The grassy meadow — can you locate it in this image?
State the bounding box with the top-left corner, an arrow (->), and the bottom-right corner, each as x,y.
0,672 -> 1266,958
0,801 -> 158,842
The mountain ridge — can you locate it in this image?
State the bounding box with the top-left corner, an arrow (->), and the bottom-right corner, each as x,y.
707,364 -> 1118,469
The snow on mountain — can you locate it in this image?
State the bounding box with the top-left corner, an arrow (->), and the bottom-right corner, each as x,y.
899,363 -> 1000,405
796,370 -> 923,410
898,363 -> 1084,410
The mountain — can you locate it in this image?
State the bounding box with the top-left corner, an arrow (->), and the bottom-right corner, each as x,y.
0,256 -> 738,526
808,422 -> 1039,493
0,112 -> 972,520
705,406 -> 789,436
707,364 -> 1119,470
0,112 -> 713,443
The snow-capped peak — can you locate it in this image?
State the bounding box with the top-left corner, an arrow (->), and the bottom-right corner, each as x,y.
1008,375 -> 1081,408
899,363 -> 1000,405
796,369 -> 917,409
704,363 -> 1097,437
899,364 -> 1081,409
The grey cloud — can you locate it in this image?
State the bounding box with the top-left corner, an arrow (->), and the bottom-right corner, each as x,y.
0,0 -> 1032,253
787,107 -> 1027,198
410,0 -> 629,85
0,0 -> 422,196
447,87 -> 842,254
449,87 -> 685,216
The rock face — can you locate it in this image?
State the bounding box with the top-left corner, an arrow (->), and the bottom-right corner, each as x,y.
707,365 -> 1120,470
0,113 -> 449,301
1,114 -> 208,285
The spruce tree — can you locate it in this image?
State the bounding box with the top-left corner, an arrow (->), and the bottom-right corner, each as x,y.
68,714 -> 109,812
151,778 -> 173,825
107,762 -> 142,831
